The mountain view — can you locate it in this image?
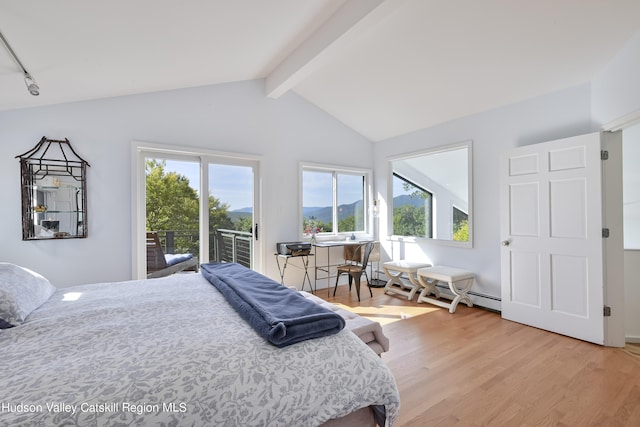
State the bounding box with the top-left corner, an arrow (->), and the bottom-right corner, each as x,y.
229,196 -> 425,221
228,208 -> 252,223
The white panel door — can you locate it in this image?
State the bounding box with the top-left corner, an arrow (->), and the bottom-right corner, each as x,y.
500,132 -> 604,344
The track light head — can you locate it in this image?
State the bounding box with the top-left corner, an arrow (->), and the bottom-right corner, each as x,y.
24,73 -> 39,96
1,29 -> 40,96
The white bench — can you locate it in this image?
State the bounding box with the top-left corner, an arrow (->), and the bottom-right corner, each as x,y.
383,260 -> 432,300
416,266 -> 475,313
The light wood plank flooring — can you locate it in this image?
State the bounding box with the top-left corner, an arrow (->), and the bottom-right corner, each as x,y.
325,284 -> 640,426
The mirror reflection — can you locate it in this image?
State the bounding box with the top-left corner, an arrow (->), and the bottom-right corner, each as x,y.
31,178 -> 85,238
17,137 -> 89,240
390,142 -> 471,244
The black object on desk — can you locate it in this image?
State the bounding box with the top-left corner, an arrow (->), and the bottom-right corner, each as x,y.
276,242 -> 312,256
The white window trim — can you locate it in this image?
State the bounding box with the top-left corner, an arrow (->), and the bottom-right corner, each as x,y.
131,140 -> 263,279
299,161 -> 374,241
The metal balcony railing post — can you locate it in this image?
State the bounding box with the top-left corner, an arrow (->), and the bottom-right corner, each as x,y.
166,230 -> 175,254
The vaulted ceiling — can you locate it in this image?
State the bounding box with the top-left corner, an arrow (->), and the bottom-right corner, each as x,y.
1,0 -> 639,141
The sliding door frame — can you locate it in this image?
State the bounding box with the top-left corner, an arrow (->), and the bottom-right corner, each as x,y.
131,140 -> 263,280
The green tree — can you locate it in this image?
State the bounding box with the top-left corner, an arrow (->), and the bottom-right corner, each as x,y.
146,160 -> 234,253
208,194 -> 234,233
232,215 -> 253,233
453,219 -> 469,241
393,205 -> 426,236
146,160 -> 199,233
338,215 -> 355,233
398,181 -> 432,237
453,208 -> 469,242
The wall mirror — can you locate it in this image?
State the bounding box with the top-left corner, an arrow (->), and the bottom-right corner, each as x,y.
17,137 -> 89,240
388,141 -> 472,247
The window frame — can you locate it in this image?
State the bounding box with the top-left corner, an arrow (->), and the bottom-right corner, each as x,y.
392,172 -> 434,238
132,141 -> 263,279
299,162 -> 373,240
387,140 -> 473,248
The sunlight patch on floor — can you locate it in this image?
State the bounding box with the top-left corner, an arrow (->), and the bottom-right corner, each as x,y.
333,303 -> 440,325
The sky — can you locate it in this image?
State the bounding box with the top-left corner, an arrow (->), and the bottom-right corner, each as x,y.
161,160 -> 372,210
393,174 -> 415,196
163,160 -> 253,211
302,171 -> 365,207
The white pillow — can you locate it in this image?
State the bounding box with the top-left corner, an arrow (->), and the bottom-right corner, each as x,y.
0,263 -> 56,326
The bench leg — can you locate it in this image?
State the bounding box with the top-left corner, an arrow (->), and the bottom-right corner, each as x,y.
447,278 -> 474,314
416,275 -> 441,299
416,277 -> 474,313
384,269 -> 407,289
384,268 -> 420,300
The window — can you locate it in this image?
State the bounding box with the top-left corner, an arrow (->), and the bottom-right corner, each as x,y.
453,206 -> 469,242
392,173 -> 433,238
301,164 -> 371,237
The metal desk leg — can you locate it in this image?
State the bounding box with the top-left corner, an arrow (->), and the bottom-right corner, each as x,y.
276,255 -> 288,285
301,255 -> 313,293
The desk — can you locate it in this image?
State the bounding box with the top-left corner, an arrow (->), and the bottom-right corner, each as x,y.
313,241 -> 377,297
275,253 -> 314,292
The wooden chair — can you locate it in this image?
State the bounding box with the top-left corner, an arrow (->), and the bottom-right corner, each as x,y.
146,232 -> 198,278
333,242 -> 375,301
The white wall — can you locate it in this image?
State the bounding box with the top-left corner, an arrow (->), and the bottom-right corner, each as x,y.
623,124 -> 640,249
0,80 -> 372,287
591,30 -> 640,341
625,251 -> 640,342
373,83 -> 595,308
592,31 -> 640,126
623,125 -> 640,341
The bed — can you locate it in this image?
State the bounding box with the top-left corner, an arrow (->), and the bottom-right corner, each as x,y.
0,262 -> 400,426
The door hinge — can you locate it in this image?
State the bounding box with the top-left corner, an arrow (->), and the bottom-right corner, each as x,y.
602,228 -> 610,238
604,306 -> 612,317
601,150 -> 609,160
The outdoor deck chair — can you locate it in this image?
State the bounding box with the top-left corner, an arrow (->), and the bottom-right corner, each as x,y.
146,231 -> 199,278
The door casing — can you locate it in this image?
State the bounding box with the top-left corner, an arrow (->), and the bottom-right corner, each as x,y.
131,141 -> 263,280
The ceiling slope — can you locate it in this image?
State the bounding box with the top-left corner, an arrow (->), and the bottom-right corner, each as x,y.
1,0 -> 640,141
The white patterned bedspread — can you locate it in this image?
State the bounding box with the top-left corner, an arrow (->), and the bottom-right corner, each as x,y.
0,273 -> 400,426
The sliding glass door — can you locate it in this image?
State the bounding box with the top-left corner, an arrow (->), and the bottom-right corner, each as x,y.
135,144 -> 260,278
145,157 -> 201,262
207,163 -> 255,268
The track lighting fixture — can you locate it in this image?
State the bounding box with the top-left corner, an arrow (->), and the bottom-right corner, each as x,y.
23,73 -> 39,96
0,29 -> 40,96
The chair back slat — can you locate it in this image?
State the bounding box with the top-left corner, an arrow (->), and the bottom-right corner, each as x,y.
146,232 -> 168,272
361,242 -> 375,268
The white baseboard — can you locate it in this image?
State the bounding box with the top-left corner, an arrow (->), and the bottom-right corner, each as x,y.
625,336 -> 640,344
433,285 -> 501,312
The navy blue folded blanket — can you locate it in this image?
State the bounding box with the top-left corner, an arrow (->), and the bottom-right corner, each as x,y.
200,263 -> 345,347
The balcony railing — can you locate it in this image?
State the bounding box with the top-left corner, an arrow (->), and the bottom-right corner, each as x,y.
154,229 -> 252,269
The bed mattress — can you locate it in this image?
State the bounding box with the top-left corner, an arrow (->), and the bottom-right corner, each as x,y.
0,272 -> 399,426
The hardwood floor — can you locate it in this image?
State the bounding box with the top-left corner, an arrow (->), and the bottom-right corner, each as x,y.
325,284 -> 640,426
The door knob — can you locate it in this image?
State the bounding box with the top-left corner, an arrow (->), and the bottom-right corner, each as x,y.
501,240 -> 510,246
